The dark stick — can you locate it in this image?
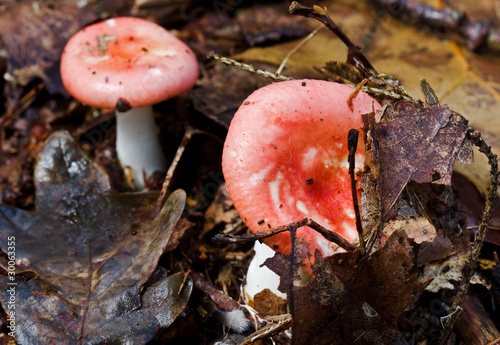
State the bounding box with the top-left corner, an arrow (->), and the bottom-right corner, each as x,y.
438,128 -> 499,344
348,129 -> 365,255
288,224 -> 296,332
289,2 -> 377,76
369,0 -> 500,53
213,218 -> 356,252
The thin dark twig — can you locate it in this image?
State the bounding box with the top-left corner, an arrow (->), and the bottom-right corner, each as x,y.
438,128 -> 498,344
288,224 -> 297,329
289,1 -> 377,76
213,218 -> 356,252
348,129 -> 365,255
153,126 -> 201,218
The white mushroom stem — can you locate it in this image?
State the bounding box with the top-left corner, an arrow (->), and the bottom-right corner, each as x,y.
243,241 -> 287,304
243,241 -> 313,307
115,105 -> 167,189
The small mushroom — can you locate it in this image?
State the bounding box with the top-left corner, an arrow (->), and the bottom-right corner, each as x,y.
223,79 -> 381,268
60,17 -> 199,189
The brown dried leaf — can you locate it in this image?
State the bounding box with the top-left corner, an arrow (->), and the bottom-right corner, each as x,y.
0,131 -> 191,344
252,288 -> 287,317
364,101 -> 471,217
202,183 -> 240,235
421,253 -> 490,293
265,231 -> 425,345
383,216 -> 437,244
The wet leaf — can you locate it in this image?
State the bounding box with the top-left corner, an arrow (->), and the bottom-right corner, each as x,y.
0,131 -> 191,344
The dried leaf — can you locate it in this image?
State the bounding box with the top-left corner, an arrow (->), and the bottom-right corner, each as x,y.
383,216 -> 436,244
0,1 -> 96,93
421,253 -> 490,293
364,101 -> 470,216
0,131 -> 191,344
265,231 -> 426,345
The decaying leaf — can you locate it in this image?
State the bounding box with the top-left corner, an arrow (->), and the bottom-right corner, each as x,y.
0,131 -> 192,344
421,253 -> 490,293
383,216 -> 436,244
0,1 -> 96,93
363,101 -> 472,217
265,231 -> 426,345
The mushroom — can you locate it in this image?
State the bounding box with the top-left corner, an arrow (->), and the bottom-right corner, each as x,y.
243,241 -> 288,306
222,79 -> 381,272
60,17 -> 199,189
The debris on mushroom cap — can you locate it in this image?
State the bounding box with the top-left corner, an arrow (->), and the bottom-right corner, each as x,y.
222,79 -> 382,260
60,17 -> 199,109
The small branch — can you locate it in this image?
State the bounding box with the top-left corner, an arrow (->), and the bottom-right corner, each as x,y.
369,0 -> 500,53
438,128 -> 499,344
153,126 -> 200,218
191,271 -> 241,312
207,52 -> 292,82
348,129 -> 365,255
288,224 -> 297,325
238,314 -> 292,345
213,218 -> 356,252
289,2 -> 377,76
276,25 -> 323,75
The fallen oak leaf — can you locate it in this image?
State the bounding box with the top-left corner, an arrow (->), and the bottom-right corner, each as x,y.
363,101 -> 472,218
0,130 -> 191,344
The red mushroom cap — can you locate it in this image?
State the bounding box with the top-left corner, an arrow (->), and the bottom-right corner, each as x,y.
60,17 -> 199,109
222,79 -> 381,261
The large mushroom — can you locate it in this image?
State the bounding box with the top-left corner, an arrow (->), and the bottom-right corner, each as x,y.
222,79 -> 381,272
60,17 -> 199,189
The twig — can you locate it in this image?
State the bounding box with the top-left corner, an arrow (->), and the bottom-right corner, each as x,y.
438,128 -> 499,344
153,126 -> 201,218
191,271 -> 241,312
288,224 -> 297,329
207,52 -> 292,82
213,218 -> 357,252
348,129 -> 365,255
276,25 -> 323,75
369,0 -> 500,53
289,2 -> 377,76
238,314 -> 292,345
0,83 -> 44,148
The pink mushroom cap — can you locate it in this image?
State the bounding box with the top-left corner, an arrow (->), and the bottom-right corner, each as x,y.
222,79 -> 381,263
60,17 -> 199,109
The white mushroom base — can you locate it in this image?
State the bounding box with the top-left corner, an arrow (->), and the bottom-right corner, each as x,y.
243,241 -> 287,304
116,106 -> 167,189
